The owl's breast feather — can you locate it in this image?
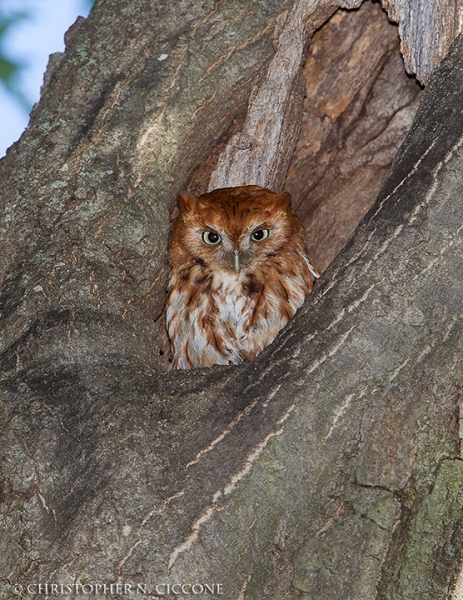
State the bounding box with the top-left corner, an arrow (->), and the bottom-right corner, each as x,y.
211,270 -> 255,328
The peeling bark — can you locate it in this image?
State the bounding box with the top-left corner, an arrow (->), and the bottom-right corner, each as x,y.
380,0 -> 463,84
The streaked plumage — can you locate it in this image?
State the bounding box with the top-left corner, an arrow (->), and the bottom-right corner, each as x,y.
166,185 -> 319,369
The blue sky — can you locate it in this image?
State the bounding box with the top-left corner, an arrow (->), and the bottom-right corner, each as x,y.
0,0 -> 91,157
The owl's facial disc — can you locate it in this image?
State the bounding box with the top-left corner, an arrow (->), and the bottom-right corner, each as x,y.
199,223 -> 273,274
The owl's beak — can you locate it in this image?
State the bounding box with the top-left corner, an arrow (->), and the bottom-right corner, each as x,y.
234,250 -> 240,273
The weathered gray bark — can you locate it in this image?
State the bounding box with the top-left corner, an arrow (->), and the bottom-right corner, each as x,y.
1,1 -> 463,599
382,0 -> 463,83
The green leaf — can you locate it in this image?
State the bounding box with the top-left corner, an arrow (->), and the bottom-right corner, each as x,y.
0,55 -> 16,83
0,11 -> 31,111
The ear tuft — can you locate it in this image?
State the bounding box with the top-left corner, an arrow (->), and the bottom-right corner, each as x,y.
274,191 -> 292,210
177,193 -> 197,214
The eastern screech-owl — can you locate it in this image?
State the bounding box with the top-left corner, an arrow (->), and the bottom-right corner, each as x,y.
166,185 -> 319,370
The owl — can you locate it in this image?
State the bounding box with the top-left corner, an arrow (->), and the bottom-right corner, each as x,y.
166,185 -> 320,370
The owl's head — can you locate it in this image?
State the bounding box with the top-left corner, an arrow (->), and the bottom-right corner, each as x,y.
169,185 -> 307,273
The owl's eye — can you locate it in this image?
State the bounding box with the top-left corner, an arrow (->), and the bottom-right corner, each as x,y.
202,231 -> 222,245
251,229 -> 269,241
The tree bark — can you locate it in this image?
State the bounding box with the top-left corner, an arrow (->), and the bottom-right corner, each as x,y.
1,1 -> 463,599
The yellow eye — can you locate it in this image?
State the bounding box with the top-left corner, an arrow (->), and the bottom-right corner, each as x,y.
202,231 -> 221,245
251,229 -> 269,241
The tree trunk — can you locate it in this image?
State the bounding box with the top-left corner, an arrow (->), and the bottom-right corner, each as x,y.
1,1 -> 463,599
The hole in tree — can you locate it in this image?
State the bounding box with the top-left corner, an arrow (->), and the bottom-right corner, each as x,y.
161,0 -> 423,369
185,0 -> 422,274
285,0 -> 423,272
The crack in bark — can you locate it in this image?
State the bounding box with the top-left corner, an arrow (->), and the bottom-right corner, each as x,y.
185,397 -> 260,469
116,540 -> 142,580
236,568 -> 253,600
168,422 -> 290,573
140,491 -> 185,529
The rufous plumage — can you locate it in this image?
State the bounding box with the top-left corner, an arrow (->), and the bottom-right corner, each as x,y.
166,185 -> 319,369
